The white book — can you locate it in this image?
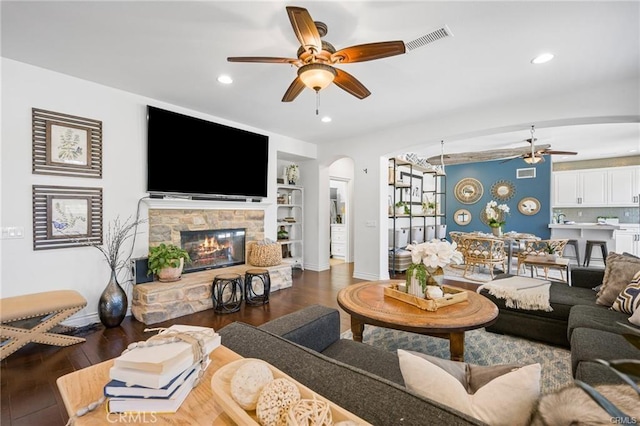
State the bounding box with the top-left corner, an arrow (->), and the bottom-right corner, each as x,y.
107,367 -> 197,413
104,362 -> 197,398
110,327 -> 220,389
114,325 -> 219,374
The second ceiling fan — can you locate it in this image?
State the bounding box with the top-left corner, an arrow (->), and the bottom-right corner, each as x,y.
427,126 -> 578,165
227,6 -> 407,103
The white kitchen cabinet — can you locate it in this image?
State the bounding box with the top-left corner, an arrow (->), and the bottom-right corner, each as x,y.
276,185 -> 304,269
614,225 -> 640,256
330,224 -> 346,259
553,169 -> 607,207
608,166 -> 640,206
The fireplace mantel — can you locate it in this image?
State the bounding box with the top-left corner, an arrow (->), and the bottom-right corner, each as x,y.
143,198 -> 271,210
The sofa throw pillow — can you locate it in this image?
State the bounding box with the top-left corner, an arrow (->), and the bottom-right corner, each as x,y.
597,252 -> 640,307
402,350 -> 523,394
398,349 -> 541,426
611,270 -> 640,314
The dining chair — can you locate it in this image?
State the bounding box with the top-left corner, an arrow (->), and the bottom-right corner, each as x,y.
448,231 -> 469,270
458,236 -> 507,282
516,239 -> 569,280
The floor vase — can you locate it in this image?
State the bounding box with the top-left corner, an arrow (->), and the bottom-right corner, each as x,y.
99,270 -> 128,327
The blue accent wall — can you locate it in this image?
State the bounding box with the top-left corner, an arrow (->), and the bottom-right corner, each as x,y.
446,159 -> 552,239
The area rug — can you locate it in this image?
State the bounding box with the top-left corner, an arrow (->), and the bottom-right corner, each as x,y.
341,326 -> 572,394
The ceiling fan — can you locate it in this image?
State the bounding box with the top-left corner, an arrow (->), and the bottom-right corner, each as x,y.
227,6 -> 407,105
514,126 -> 578,164
426,126 -> 578,165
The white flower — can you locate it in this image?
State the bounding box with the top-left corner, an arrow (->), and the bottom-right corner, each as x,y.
485,200 -> 510,226
406,239 -> 463,268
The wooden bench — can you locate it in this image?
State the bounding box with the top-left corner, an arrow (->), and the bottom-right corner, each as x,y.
1,290 -> 87,360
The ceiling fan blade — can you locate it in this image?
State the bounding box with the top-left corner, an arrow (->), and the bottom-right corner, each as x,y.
333,68 -> 371,99
227,56 -> 301,65
281,77 -> 306,102
286,6 -> 321,53
332,41 -> 406,63
543,150 -> 578,156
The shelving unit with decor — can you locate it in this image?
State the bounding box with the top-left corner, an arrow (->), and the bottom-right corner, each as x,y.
388,157 -> 447,274
276,185 -> 304,270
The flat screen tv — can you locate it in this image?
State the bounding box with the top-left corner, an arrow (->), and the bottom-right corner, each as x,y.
146,105 -> 269,200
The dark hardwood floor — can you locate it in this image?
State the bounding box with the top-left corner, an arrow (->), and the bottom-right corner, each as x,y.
0,263 -> 365,426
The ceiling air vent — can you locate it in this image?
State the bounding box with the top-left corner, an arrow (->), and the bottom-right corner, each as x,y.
405,25 -> 453,51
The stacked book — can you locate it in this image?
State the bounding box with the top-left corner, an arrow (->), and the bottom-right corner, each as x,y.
105,324 -> 221,413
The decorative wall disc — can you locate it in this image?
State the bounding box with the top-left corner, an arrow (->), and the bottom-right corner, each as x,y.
491,180 -> 516,201
453,209 -> 472,226
518,197 -> 541,215
454,178 -> 483,204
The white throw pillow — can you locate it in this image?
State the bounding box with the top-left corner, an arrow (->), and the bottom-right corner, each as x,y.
397,349 -> 541,426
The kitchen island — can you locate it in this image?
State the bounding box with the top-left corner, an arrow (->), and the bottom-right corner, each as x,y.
549,223 -> 621,267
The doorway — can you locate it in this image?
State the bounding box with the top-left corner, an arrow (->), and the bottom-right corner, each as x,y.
330,178 -> 348,266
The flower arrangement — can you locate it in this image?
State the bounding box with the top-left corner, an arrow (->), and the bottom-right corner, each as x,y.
286,164 -> 299,184
405,239 -> 463,296
485,200 -> 510,228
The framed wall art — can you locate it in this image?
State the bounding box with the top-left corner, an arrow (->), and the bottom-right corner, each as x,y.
32,185 -> 103,250
454,178 -> 483,204
453,209 -> 472,226
400,171 -> 423,204
491,180 -> 516,201
518,197 -> 541,216
32,108 -> 103,178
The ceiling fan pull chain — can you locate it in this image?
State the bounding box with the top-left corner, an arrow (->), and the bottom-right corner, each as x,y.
316,90 -> 320,115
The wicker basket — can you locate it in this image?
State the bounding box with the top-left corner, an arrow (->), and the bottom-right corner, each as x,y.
248,241 -> 282,267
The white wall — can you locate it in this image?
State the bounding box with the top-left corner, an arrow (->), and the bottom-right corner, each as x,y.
0,58 -> 316,325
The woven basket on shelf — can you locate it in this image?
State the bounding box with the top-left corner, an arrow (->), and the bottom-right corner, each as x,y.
248,241 -> 282,267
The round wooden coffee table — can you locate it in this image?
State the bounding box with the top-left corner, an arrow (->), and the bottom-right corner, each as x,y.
337,280 -> 498,361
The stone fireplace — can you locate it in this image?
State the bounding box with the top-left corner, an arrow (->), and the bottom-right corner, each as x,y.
148,208 -> 265,256
180,228 -> 246,272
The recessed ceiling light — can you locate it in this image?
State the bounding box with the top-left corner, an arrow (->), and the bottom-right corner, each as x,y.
217,75 -> 233,84
321,116 -> 332,123
531,53 -> 554,64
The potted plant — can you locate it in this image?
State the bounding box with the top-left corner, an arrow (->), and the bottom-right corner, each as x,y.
545,243 -> 557,260
147,243 -> 192,282
395,201 -> 410,215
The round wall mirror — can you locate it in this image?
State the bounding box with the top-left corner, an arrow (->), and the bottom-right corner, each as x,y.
518,197 -> 541,215
454,178 -> 483,204
453,209 -> 472,226
491,180 -> 516,201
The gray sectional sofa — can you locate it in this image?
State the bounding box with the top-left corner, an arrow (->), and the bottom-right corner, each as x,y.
218,304 -> 486,426
479,267 -> 640,385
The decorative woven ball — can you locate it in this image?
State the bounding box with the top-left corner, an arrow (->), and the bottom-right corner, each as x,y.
286,398 -> 333,426
256,378 -> 301,426
230,361 -> 274,410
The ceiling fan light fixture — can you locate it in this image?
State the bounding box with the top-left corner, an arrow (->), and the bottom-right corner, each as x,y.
523,155 -> 543,164
298,63 -> 336,91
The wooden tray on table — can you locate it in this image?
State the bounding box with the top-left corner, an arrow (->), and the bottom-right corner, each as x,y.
384,284 -> 468,311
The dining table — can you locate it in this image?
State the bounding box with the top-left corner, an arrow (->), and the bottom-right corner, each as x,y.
466,231 -> 540,274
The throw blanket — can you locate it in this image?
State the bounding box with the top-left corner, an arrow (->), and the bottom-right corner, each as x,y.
477,276 -> 553,311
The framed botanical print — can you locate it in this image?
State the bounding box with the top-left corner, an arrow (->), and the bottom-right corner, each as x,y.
46,121 -> 91,167
32,185 -> 103,250
32,108 -> 102,178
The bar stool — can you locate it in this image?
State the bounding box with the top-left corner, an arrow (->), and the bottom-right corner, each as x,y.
244,269 -> 271,306
583,240 -> 608,267
211,273 -> 243,313
565,239 -> 581,266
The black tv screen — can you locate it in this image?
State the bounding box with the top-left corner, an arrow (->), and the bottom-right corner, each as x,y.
146,106 -> 269,199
